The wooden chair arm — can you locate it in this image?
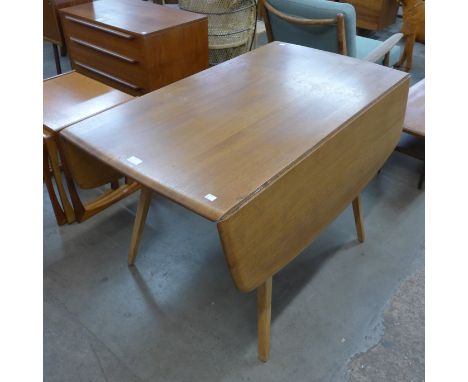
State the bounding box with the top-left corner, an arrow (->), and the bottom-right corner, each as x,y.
363,33 -> 403,64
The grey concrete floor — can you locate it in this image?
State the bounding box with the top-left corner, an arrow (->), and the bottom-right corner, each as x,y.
44,13 -> 424,382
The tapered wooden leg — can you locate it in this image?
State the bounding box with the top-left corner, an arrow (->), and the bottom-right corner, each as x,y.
128,187 -> 152,265
110,180 -> 119,190
45,137 -> 75,223
52,43 -> 62,74
418,167 -> 425,190
352,195 -> 365,243
257,276 -> 272,362
44,140 -> 66,225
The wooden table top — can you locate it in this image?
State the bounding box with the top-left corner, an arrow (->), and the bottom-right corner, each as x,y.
403,79 -> 425,138
60,0 -> 207,36
43,71 -> 132,133
62,42 -> 408,222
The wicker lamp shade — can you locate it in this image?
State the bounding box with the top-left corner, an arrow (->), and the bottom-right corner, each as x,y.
179,0 -> 257,65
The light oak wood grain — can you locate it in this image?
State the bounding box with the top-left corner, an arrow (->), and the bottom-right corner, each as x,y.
59,43 -> 409,360
352,195 -> 365,243
257,276 -> 272,362
128,187 -> 153,265
217,77 -> 409,291
61,43 -> 408,223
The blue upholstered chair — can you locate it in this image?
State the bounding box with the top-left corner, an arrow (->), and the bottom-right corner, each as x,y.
262,0 -> 402,66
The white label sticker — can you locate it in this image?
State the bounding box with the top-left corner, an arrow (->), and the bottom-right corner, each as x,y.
127,156 -> 143,166
204,194 -> 217,202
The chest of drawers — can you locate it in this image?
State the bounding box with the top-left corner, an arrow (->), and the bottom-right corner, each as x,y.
336,0 -> 399,31
44,0 -> 92,46
60,0 -> 208,96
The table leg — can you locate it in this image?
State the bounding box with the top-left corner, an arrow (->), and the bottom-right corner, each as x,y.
52,43 -> 62,75
45,137 -> 75,223
257,276 -> 272,362
418,167 -> 425,190
128,187 -> 152,265
111,180 -> 120,190
352,195 -> 365,243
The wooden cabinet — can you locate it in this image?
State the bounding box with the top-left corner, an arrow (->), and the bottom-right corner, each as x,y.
44,0 -> 92,73
338,0 -> 399,31
44,0 -> 92,45
60,0 -> 208,96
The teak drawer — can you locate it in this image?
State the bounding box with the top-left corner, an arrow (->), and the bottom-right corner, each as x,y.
72,61 -> 145,95
62,15 -> 145,62
69,41 -> 148,90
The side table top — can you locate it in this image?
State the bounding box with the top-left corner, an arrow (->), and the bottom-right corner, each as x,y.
43,71 -> 133,133
62,42 -> 409,222
403,79 -> 425,137
59,0 -> 207,36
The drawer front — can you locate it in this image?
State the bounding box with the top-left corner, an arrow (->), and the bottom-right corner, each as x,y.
68,39 -> 148,90
72,60 -> 146,96
61,15 -> 145,62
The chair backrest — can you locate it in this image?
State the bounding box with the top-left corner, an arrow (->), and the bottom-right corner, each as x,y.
262,0 -> 357,57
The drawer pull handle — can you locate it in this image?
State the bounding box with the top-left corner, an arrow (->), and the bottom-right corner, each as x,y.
74,61 -> 141,90
70,37 -> 138,63
65,16 -> 134,40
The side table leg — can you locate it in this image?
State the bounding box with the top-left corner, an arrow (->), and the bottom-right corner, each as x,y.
352,195 -> 365,243
45,137 -> 75,223
418,167 -> 425,190
52,44 -> 62,75
257,276 -> 272,362
44,140 -> 66,225
128,187 -> 152,265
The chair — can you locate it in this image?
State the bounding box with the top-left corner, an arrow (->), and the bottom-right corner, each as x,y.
262,0 -> 402,65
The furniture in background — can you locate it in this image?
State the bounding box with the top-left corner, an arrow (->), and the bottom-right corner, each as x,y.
395,0 -> 425,72
61,43 -> 409,361
334,0 -> 398,31
262,0 -> 402,66
396,79 -> 425,188
178,0 -> 257,66
43,0 -> 93,74
43,71 -> 138,225
59,0 -> 208,96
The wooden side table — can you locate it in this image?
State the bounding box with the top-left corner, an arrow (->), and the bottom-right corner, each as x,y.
43,71 -> 138,225
43,0 -> 93,74
59,0 -> 208,95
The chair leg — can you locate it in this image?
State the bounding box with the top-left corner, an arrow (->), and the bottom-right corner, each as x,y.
52,43 -> 62,74
128,187 -> 152,265
352,195 -> 365,243
257,276 -> 272,362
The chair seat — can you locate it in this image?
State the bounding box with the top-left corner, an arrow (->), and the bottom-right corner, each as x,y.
356,35 -> 400,66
